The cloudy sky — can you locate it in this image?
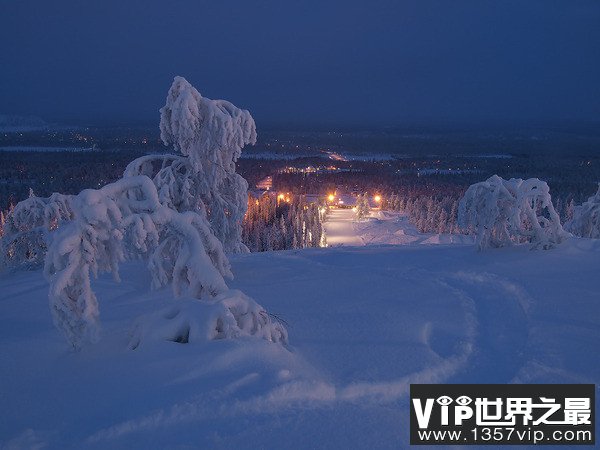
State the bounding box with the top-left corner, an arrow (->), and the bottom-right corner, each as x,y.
1,0 -> 599,127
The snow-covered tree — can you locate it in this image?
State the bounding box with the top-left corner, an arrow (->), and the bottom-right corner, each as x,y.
437,208 -> 448,234
0,192 -> 73,269
566,184 -> 600,238
43,175 -> 285,349
1,78 -> 288,351
354,194 -> 362,218
242,194 -> 325,251
355,193 -> 370,221
124,76 -> 256,253
458,175 -> 566,250
566,199 -> 576,223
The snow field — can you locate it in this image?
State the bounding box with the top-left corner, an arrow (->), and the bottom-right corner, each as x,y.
1,237 -> 599,448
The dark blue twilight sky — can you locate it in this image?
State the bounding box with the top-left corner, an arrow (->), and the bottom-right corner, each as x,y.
1,0 -> 599,127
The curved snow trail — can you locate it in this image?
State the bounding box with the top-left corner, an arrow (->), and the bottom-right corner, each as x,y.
86,267 -> 481,444
87,268 -> 537,445
439,273 -> 531,383
322,209 -> 536,385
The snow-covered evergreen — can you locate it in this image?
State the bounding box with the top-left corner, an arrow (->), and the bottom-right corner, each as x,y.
355,193 -> 370,221
566,184 -> 600,238
458,175 -> 566,250
125,76 -> 256,253
242,194 -> 325,251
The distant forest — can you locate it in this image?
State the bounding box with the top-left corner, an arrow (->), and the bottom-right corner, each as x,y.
1,126 -> 599,250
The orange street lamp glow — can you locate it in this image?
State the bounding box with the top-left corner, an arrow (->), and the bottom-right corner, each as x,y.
278,194 -> 285,201
374,195 -> 382,203
328,194 -> 335,202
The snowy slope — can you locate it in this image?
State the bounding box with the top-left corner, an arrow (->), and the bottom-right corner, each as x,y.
322,208 -> 365,246
1,238 -> 599,449
324,208 -> 474,247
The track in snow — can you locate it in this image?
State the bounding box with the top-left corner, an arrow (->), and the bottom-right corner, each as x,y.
322,208 -> 365,247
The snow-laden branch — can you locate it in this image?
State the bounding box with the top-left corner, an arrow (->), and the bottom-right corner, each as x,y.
124,154 -> 201,214
147,208 -> 231,297
459,175 -> 566,250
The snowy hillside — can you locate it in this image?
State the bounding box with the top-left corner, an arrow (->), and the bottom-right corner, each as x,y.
1,237 -> 599,449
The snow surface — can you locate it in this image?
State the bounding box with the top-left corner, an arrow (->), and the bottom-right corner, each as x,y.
323,209 -> 365,246
1,233 -> 599,448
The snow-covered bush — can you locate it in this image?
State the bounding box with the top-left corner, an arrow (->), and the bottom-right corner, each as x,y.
124,76 -> 256,253
0,192 -> 73,269
565,184 -> 600,238
458,175 -> 566,250
129,290 -> 287,349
